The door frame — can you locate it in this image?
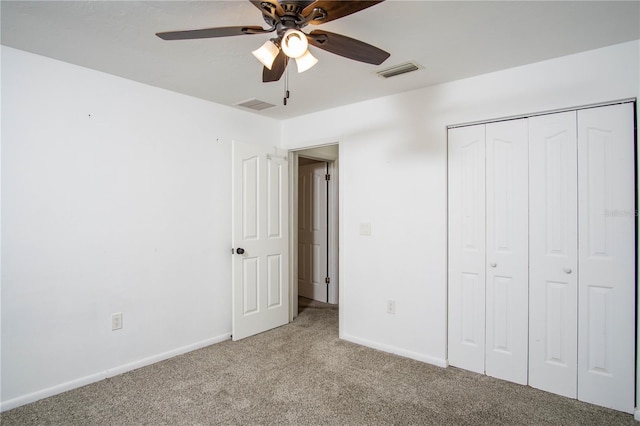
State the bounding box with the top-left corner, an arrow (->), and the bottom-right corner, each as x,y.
288,143 -> 339,320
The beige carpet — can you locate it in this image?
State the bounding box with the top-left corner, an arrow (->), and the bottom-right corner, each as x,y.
1,300 -> 635,425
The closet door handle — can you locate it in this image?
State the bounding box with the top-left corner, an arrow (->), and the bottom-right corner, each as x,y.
564,267 -> 572,274
489,262 -> 497,268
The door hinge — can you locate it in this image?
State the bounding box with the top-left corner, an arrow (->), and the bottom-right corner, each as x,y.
325,276 -> 330,284
325,174 -> 331,181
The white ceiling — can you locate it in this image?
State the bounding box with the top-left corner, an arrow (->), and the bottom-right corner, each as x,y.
2,1 -> 639,120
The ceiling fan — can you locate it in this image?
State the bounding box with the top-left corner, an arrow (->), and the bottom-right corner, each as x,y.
156,0 -> 390,83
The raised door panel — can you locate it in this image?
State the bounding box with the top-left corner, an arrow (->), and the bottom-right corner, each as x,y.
267,254 -> 282,308
242,156 -> 259,240
528,111 -> 578,398
577,103 -> 635,414
448,124 -> 486,374
267,160 -> 284,239
242,257 -> 259,314
485,118 -> 529,385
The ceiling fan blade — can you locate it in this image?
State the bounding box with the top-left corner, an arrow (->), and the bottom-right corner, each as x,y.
156,26 -> 267,40
308,30 -> 390,65
263,50 -> 289,82
302,1 -> 384,25
250,0 -> 284,19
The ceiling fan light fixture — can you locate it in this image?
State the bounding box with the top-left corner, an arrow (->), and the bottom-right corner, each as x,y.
252,40 -> 280,69
281,29 -> 308,59
295,50 -> 318,73
156,1 -> 389,84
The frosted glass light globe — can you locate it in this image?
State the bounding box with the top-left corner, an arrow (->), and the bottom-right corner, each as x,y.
281,29 -> 308,59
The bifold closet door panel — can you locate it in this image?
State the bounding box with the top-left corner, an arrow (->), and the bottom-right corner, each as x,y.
448,124 -> 486,374
528,111 -> 579,398
484,119 -> 529,385
577,103 -> 635,414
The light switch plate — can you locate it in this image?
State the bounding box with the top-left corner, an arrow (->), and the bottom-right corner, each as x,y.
359,222 -> 372,236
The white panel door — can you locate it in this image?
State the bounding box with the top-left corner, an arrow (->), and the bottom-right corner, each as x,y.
448,124 -> 486,374
529,111 -> 578,398
232,141 -> 289,341
485,119 -> 529,385
577,103 -> 635,413
298,162 -> 328,302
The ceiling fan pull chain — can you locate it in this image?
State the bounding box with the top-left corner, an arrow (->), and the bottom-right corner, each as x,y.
283,64 -> 290,106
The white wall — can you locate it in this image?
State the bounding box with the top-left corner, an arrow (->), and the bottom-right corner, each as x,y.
282,41 -> 640,369
2,39 -> 639,414
0,46 -> 280,409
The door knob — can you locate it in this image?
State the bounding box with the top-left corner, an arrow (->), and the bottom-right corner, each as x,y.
564,267 -> 572,274
236,248 -> 245,255
489,262 -> 497,268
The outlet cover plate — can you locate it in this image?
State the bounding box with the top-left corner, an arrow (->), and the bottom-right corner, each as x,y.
112,313 -> 123,331
386,300 -> 396,314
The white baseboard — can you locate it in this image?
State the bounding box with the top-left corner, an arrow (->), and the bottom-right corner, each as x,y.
341,333 -> 447,368
634,407 -> 640,421
0,333 -> 231,412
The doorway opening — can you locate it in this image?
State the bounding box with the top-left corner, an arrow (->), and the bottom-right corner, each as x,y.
289,144 -> 339,319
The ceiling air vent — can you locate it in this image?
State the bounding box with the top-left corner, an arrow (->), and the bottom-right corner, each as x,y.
235,98 -> 276,111
376,61 -> 423,79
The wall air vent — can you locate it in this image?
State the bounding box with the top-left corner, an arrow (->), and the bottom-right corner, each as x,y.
376,61 -> 423,79
235,98 -> 276,111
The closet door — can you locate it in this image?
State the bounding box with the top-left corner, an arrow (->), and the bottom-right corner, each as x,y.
528,111 -> 578,398
485,119 -> 529,384
448,124 -> 486,374
577,103 -> 635,413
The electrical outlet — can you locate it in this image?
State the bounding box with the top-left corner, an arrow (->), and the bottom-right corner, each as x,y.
112,313 -> 123,331
386,300 -> 396,314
